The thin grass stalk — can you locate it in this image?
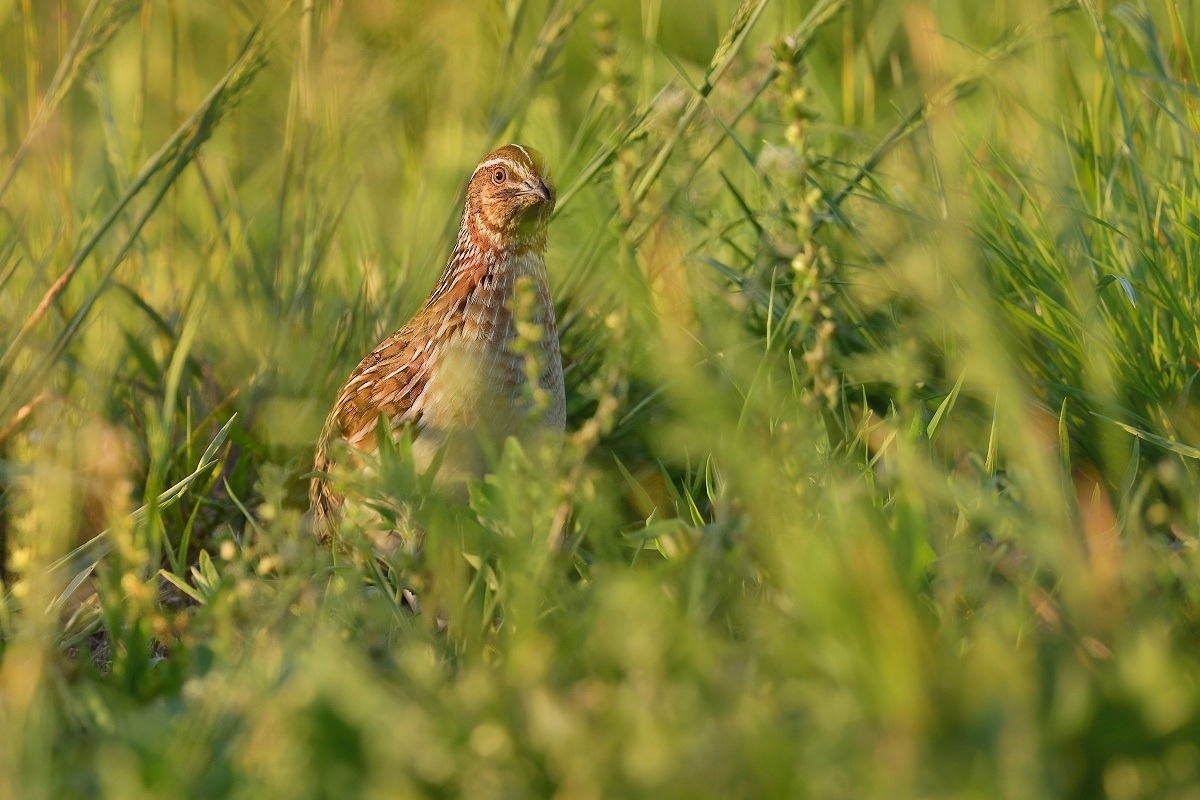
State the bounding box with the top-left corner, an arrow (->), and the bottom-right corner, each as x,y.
0,0 -> 139,204
0,25 -> 267,425
822,4 -> 1074,231
626,0 -> 772,217
0,414 -> 235,619
628,0 -> 849,245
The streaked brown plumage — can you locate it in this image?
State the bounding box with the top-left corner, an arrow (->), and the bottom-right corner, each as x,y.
309,144 -> 565,539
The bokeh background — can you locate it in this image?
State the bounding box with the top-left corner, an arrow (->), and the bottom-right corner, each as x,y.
3,0 -> 1200,797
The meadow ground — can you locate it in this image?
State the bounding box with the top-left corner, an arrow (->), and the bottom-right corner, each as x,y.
3,0 -> 1200,797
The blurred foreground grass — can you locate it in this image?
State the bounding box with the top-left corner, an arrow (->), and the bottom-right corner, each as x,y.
3,0 -> 1200,797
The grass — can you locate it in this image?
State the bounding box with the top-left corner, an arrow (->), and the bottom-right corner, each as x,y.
3,0 -> 1200,796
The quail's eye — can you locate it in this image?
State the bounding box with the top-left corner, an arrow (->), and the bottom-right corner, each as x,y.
492,167 -> 507,184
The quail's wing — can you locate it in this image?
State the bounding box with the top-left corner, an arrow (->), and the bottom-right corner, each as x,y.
329,324 -> 434,452
330,260 -> 490,448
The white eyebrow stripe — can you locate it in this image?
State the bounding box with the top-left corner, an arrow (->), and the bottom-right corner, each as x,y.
469,156 -> 525,181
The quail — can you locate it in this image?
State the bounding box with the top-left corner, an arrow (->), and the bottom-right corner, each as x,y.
309,144 -> 565,539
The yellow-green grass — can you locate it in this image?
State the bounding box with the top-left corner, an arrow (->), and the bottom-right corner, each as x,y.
2,0 -> 1200,796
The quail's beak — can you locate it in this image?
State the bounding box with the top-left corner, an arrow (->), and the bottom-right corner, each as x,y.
518,177 -> 554,206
